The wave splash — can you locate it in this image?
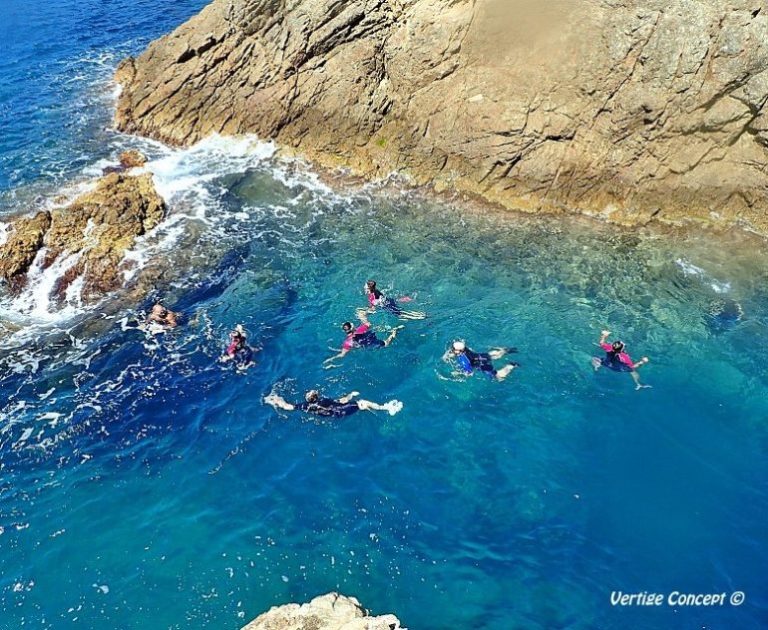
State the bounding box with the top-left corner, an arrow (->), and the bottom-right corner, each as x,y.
0,131 -> 346,457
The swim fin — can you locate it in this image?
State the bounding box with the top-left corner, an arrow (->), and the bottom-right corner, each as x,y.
385,400 -> 403,416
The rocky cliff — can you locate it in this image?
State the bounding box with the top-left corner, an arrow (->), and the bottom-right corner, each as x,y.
116,0 -> 768,233
0,155 -> 165,301
241,593 -> 401,630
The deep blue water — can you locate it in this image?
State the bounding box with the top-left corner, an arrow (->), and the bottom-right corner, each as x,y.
1,2 -> 768,629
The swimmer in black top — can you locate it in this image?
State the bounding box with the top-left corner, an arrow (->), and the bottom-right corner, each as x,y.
265,389 -> 403,417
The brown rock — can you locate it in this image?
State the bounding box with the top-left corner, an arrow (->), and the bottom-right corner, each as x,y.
241,593 -> 401,630
115,0 -> 768,234
103,149 -> 149,175
0,211 -> 52,291
0,173 -> 165,300
119,149 -> 148,169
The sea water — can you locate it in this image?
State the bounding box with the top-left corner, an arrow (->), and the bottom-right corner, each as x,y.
1,2 -> 767,629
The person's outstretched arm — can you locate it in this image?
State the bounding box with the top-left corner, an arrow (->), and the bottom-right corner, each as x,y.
324,347 -> 349,364
599,330 -> 611,345
264,394 -> 296,411
338,391 -> 360,403
632,356 -> 649,369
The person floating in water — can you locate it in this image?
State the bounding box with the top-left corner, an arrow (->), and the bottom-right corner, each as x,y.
592,330 -> 650,390
324,310 -> 401,365
220,324 -> 256,368
365,280 -> 426,320
444,340 -> 519,381
265,389 -> 403,417
147,303 -> 179,329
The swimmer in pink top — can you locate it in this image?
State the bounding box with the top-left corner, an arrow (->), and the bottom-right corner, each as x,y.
324,310 -> 401,366
364,280 -> 426,320
592,330 -> 650,390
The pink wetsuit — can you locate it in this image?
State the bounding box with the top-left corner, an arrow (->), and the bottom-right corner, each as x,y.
600,342 -> 633,367
342,322 -> 371,350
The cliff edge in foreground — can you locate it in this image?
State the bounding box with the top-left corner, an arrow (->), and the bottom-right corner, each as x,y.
241,592 -> 401,630
116,0 -> 768,233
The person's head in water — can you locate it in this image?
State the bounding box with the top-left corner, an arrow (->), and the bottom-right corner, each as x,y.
230,324 -> 247,346
342,321 -> 354,334
611,340 -> 625,353
365,280 -> 377,294
451,340 -> 467,355
305,390 -> 320,403
152,303 -> 168,317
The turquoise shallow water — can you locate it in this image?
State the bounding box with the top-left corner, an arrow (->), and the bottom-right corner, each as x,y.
2,2 -> 768,629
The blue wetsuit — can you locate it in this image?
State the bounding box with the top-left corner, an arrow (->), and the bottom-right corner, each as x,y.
457,349 -> 497,378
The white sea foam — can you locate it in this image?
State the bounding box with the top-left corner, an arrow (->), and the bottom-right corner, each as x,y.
11,248 -> 90,324
110,134 -> 282,281
1,134 -> 280,329
272,158 -> 334,196
675,258 -> 731,294
145,134 -> 276,203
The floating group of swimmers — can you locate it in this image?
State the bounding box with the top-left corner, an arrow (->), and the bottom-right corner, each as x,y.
140,279 -> 652,421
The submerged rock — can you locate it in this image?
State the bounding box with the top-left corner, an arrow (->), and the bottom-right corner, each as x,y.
0,172 -> 165,301
115,0 -> 768,234
119,149 -> 148,169
241,593 -> 402,630
102,149 -> 149,174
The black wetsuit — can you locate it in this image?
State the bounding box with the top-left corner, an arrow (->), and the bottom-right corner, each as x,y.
296,398 -> 360,418
460,349 -> 497,377
226,338 -> 253,366
345,323 -> 386,349
370,288 -> 403,317
235,346 -> 253,366
601,350 -> 633,372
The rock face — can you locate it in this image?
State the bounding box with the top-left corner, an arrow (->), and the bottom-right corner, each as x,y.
103,149 -> 149,174
118,149 -> 148,169
0,172 -> 166,301
241,593 -> 402,630
115,0 -> 768,234
0,211 -> 53,293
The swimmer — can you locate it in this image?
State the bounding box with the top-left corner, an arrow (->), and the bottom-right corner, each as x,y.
265,389 -> 403,417
444,340 -> 519,381
365,280 -> 426,320
220,324 -> 257,368
324,310 -> 401,365
147,303 -> 179,329
591,330 -> 650,390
